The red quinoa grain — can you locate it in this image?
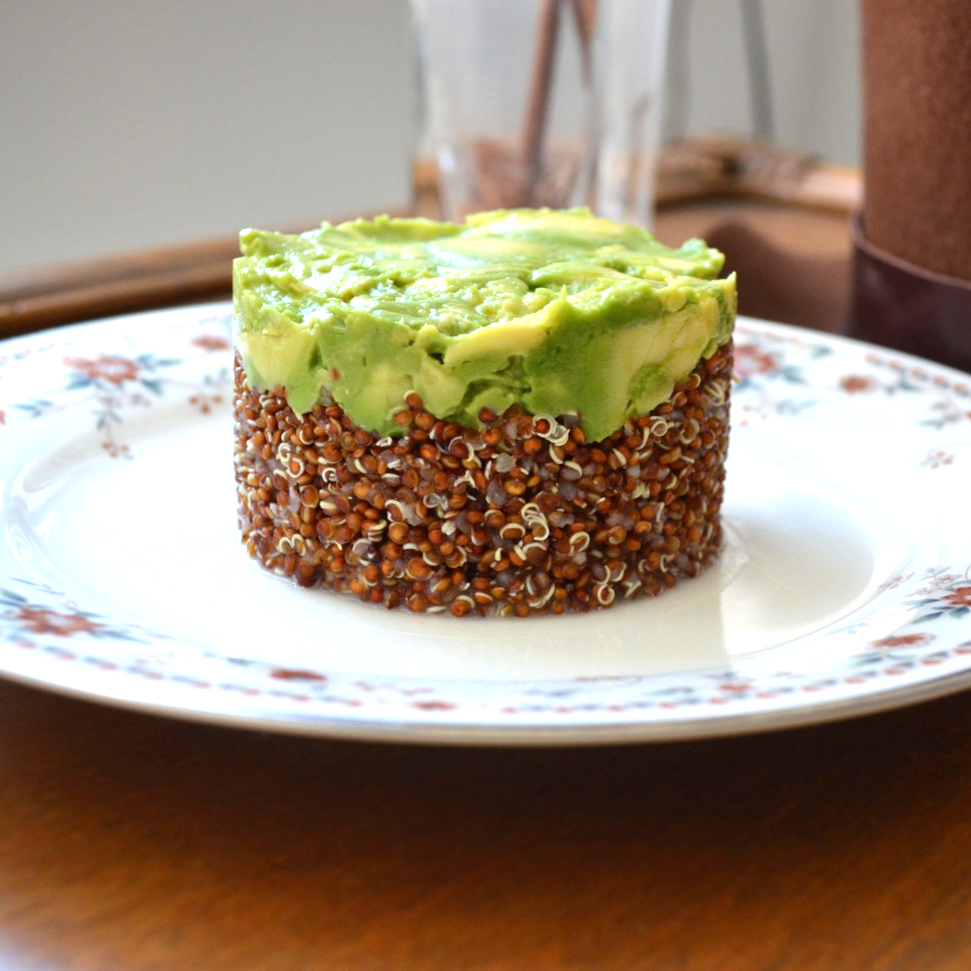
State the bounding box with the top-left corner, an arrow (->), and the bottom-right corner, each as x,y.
233,341 -> 733,616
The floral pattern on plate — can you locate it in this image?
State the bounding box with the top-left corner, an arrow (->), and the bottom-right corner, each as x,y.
1,309 -> 232,456
0,305 -> 970,744
733,327 -> 971,437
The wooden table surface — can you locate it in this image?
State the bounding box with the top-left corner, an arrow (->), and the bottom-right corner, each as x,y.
5,676 -> 971,971
5,147 -> 970,970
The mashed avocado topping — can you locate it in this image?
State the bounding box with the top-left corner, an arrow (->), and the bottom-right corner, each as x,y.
233,208 -> 736,441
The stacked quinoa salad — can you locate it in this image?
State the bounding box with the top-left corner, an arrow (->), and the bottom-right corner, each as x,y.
232,208 -> 736,617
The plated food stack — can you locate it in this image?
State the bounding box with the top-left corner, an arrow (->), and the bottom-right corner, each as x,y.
232,208 -> 736,616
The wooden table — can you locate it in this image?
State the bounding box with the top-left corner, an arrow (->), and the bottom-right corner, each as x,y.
3,675 -> 971,971
5,141 -> 968,971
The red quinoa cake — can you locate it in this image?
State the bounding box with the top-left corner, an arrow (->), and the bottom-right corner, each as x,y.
233,208 -> 736,616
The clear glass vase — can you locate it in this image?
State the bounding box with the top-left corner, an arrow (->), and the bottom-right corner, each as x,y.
411,0 -> 672,226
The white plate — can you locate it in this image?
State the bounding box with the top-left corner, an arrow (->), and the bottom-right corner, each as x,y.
1,303 -> 970,744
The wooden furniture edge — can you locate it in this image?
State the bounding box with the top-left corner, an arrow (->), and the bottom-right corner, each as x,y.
0,136 -> 861,337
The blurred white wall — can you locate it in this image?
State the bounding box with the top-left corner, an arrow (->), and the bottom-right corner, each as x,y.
667,0 -> 859,162
0,0 -> 858,274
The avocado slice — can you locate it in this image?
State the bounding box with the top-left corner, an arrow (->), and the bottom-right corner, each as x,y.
233,208 -> 736,441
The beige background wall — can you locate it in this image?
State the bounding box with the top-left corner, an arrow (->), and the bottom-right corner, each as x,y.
0,0 -> 858,274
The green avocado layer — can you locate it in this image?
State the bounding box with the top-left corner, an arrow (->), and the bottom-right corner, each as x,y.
233,208 -> 736,441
